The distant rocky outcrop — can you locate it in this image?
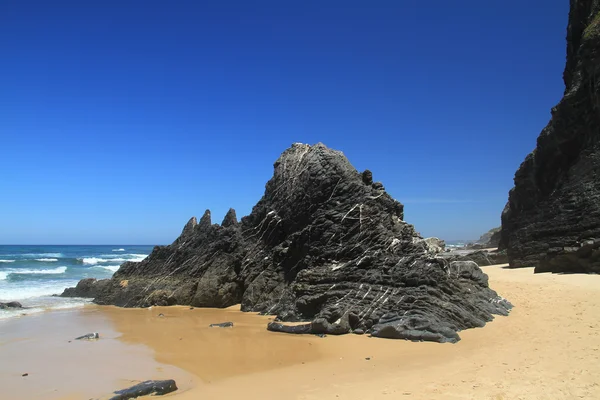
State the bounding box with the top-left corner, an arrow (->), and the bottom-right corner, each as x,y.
464,227 -> 501,250
476,227 -> 501,248
439,249 -> 509,267
499,0 -> 600,273
63,143 -> 511,342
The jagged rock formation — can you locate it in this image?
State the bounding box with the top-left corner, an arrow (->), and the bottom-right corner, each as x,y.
499,0 -> 600,273
63,143 -> 511,342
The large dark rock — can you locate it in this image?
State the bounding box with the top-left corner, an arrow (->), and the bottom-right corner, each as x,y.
0,301 -> 23,309
500,1 -> 600,273
63,143 -> 511,342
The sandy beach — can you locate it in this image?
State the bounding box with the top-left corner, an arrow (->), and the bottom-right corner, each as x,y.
1,265 -> 599,399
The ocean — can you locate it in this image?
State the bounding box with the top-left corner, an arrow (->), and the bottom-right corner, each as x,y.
443,240 -> 471,249
0,245 -> 153,319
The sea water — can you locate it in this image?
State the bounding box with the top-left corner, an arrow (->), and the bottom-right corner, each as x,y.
0,245 -> 153,319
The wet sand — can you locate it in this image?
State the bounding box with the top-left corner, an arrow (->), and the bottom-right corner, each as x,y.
0,307 -> 196,399
1,265 -> 599,399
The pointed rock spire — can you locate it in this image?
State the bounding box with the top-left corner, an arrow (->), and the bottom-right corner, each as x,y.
172,216 -> 197,245
182,216 -> 197,236
197,209 -> 212,231
221,208 -> 238,227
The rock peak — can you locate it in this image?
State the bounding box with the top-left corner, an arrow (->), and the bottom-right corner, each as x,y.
198,210 -> 212,230
183,216 -> 197,234
221,208 -> 238,227
172,216 -> 197,245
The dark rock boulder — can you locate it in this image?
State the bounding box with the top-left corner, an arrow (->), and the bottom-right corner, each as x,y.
64,142 -> 511,343
499,1 -> 600,273
60,278 -> 111,298
109,380 -> 177,400
0,301 -> 23,309
267,317 -> 351,336
267,322 -> 313,334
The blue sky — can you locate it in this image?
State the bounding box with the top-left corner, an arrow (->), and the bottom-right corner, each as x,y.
1,0 -> 568,244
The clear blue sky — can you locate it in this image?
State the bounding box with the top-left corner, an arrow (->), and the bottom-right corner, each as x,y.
1,0 -> 568,244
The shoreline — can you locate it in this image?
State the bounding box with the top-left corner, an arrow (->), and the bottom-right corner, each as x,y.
1,265 -> 599,399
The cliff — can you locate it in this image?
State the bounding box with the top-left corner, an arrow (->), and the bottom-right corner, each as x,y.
500,0 -> 600,273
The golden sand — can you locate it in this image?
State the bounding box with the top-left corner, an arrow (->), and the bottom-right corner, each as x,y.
1,265 -> 599,399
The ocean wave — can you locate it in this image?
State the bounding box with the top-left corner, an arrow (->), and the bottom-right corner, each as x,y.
80,254 -> 147,265
112,248 -> 125,252
98,265 -> 121,272
0,260 -> 15,263
0,280 -> 79,301
79,257 -> 127,265
34,258 -> 58,262
19,253 -> 63,258
0,299 -> 90,320
0,272 -> 8,280
3,266 -> 68,276
97,253 -> 147,260
80,257 -> 107,265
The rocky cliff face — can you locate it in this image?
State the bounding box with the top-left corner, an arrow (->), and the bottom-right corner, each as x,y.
500,0 -> 600,273
469,227 -> 501,249
64,143 -> 511,342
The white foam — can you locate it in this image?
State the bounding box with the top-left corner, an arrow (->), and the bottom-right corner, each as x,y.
99,253 -> 147,260
81,257 -> 127,264
80,257 -> 106,265
112,248 -> 125,252
0,260 -> 15,263
99,265 -> 120,272
6,266 -> 68,275
34,258 -> 58,262
0,267 -> 67,281
80,255 -> 147,265
0,280 -> 79,301
20,253 -> 63,258
0,297 -> 90,320
0,307 -> 43,320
